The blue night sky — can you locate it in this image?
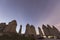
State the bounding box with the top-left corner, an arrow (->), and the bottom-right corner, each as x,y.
0,0 -> 60,34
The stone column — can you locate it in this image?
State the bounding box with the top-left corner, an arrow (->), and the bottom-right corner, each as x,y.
30,25 -> 36,36
19,25 -> 22,34
25,24 -> 31,36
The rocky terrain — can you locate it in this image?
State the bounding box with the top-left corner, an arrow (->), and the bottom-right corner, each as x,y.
0,20 -> 60,40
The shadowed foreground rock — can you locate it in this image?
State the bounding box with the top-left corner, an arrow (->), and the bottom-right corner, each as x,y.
0,33 -> 35,40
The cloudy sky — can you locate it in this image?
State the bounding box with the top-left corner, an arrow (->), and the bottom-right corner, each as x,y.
0,0 -> 60,34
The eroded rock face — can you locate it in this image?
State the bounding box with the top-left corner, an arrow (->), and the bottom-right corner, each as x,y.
25,24 -> 36,36
42,24 -> 50,37
0,23 -> 6,32
3,25 -> 8,32
25,24 -> 31,36
52,26 -> 60,38
30,25 -> 36,36
47,24 -> 53,36
5,20 -> 17,33
38,27 -> 43,37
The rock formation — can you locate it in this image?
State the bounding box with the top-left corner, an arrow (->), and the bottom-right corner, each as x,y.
25,24 -> 36,36
42,24 -> 50,37
38,27 -> 43,37
47,24 -> 53,36
0,20 -> 60,39
30,25 -> 36,36
0,23 -> 6,32
4,25 -> 8,32
25,24 -> 31,36
52,25 -> 60,38
5,20 -> 17,33
19,25 -> 22,34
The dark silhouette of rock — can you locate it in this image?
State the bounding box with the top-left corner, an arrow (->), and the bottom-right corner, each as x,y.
47,24 -> 53,36
38,27 -> 43,37
19,25 -> 22,34
0,23 -> 6,32
52,25 -> 60,38
4,25 -> 8,32
42,24 -> 50,38
0,23 -> 7,36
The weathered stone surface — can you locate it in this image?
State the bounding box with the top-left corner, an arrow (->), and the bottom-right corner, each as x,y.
42,24 -> 50,37
5,20 -> 17,33
25,24 -> 36,36
52,26 -> 60,38
3,25 -> 8,32
0,20 -> 60,39
19,25 -> 22,34
47,24 -> 53,36
38,27 -> 43,37
30,25 -> 36,36
0,23 -> 6,32
25,24 -> 31,36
